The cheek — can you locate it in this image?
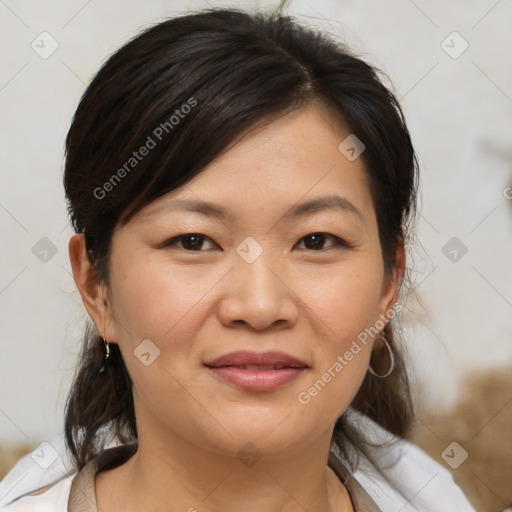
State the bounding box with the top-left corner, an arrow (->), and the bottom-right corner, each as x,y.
300,260 -> 384,341
104,232 -> 204,413
109,255 -> 226,352
292,263 -> 382,417
107,258 -> 219,420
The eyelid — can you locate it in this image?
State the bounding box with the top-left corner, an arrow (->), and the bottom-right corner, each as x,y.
295,233 -> 354,250
159,233 -> 218,250
160,232 -> 354,251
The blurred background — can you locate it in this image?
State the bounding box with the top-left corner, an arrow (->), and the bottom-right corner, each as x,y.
1,1 -> 511,510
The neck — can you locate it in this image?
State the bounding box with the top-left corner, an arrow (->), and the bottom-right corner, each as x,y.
95,426 -> 353,512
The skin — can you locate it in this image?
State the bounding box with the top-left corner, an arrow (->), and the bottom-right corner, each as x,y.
69,103 -> 405,512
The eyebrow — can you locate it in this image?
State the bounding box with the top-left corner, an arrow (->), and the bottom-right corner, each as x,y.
141,194 -> 364,224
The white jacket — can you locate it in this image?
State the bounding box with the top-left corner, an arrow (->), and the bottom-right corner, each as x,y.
0,414 -> 476,511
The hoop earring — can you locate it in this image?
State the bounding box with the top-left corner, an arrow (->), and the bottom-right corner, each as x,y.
368,333 -> 395,378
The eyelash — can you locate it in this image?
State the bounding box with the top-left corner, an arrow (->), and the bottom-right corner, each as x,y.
160,232 -> 354,252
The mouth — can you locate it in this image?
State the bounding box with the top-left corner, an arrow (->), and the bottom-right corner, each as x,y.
209,364 -> 305,370
204,350 -> 309,369
205,364 -> 307,371
204,351 -> 309,391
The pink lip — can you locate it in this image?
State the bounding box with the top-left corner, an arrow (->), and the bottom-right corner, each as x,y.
207,366 -> 306,391
204,350 -> 308,368
204,351 -> 308,392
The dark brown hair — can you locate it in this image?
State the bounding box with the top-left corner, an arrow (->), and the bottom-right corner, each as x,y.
63,7 -> 418,476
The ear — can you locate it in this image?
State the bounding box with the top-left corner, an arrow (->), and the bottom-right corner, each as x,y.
379,236 -> 406,317
68,234 -> 117,343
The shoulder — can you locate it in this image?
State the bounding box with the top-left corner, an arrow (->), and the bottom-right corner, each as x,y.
0,437 -> 134,511
0,435 -> 78,511
0,478 -> 73,511
333,411 -> 477,512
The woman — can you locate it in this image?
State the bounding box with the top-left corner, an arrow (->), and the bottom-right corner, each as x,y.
0,7 -> 475,511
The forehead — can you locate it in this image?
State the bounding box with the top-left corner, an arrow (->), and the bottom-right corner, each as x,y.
137,104 -> 375,227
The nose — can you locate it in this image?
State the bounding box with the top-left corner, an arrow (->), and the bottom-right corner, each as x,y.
216,250 -> 300,332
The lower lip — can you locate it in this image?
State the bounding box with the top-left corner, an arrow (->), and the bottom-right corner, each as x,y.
206,366 -> 307,391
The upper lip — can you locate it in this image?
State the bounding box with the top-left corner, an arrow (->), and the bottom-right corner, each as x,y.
204,350 -> 308,368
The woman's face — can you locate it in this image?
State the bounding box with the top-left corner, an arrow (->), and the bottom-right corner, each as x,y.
97,104 -> 402,458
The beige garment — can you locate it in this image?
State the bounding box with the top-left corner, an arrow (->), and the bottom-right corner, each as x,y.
67,444 -> 383,511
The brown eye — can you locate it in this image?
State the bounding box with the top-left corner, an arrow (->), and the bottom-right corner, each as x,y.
297,233 -> 352,251
161,232 -> 353,252
163,233 -> 216,251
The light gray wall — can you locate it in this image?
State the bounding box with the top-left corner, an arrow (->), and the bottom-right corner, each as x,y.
1,0 -> 511,443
